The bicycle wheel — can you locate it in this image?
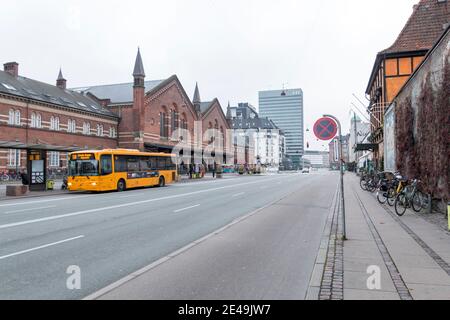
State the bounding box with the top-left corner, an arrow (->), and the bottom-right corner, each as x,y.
421,193 -> 431,210
386,187 -> 396,207
395,193 -> 407,216
367,181 -> 377,193
412,191 -> 425,212
360,178 -> 368,191
377,189 -> 388,204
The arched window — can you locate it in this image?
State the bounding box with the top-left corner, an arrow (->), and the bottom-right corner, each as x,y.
8,109 -> 15,125
36,113 -> 42,128
14,110 -> 21,125
97,124 -> 104,137
50,116 -> 60,131
31,112 -> 36,128
109,126 -> 116,138
67,119 -> 76,133
160,106 -> 169,138
83,122 -> 91,135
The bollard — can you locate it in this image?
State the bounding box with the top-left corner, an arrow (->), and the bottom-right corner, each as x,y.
448,201 -> 450,232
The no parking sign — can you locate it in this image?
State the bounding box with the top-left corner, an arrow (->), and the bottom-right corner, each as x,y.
313,117 -> 338,141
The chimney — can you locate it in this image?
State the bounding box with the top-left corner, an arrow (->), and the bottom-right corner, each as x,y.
56,68 -> 67,90
4,62 -> 19,77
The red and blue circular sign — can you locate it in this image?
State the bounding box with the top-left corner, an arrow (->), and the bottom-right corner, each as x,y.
313,117 -> 338,141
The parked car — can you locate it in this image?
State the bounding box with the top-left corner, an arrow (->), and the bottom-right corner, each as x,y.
302,167 -> 310,174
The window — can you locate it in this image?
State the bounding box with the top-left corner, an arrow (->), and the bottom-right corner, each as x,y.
50,116 -> 60,131
2,83 -> 16,91
14,110 -> 21,125
83,122 -> 91,135
97,124 -> 104,137
32,113 -> 40,128
36,113 -> 42,128
171,110 -> 179,133
8,149 -> 20,167
114,156 -> 127,172
127,156 -> 140,172
8,109 -> 15,125
49,152 -> 60,167
160,112 -> 167,138
31,112 -> 37,128
67,119 -> 76,133
109,126 -> 116,138
100,155 -> 113,175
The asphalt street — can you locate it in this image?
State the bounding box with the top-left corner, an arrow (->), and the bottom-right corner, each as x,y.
0,171 -> 339,299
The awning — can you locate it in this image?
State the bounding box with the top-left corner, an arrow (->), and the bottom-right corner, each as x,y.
355,143 -> 378,152
0,140 -> 83,152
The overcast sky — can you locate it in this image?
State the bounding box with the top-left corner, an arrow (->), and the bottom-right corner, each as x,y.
1,0 -> 418,151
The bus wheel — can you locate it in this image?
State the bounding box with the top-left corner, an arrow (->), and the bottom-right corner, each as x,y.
158,176 -> 165,188
117,179 -> 126,192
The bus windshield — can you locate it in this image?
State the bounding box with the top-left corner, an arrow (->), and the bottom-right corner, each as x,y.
69,160 -> 99,176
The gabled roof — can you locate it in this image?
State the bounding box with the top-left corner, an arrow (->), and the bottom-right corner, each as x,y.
382,0 -> 449,54
200,101 -> 213,114
72,80 -> 165,104
0,70 -> 117,118
366,0 -> 450,94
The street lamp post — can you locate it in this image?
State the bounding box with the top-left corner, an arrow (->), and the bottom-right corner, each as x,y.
324,114 -> 347,240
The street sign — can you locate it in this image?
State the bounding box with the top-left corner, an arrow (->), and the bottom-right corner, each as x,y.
313,117 -> 338,141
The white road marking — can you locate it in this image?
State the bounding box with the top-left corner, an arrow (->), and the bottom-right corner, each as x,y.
173,204 -> 200,213
5,205 -> 57,214
0,176 -> 288,230
0,195 -> 93,208
83,183 -> 304,300
0,235 -> 84,260
232,192 -> 245,197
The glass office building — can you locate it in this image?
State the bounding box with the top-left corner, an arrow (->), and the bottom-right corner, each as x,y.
259,89 -> 304,168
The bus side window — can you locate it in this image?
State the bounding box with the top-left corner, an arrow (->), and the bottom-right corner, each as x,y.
140,157 -> 151,171
157,157 -> 167,170
150,157 -> 158,170
127,156 -> 139,172
100,155 -> 113,175
114,156 -> 127,172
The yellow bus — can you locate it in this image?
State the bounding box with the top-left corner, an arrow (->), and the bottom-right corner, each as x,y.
67,149 -> 177,192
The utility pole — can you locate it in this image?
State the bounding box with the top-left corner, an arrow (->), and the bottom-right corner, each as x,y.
323,114 -> 347,240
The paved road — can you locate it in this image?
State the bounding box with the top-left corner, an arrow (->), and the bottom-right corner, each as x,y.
0,171 -> 338,299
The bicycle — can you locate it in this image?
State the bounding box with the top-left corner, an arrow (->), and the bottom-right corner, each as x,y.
394,179 -> 426,216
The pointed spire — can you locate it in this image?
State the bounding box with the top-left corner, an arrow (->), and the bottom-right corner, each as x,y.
57,68 -> 65,81
226,101 -> 232,119
193,82 -> 201,103
56,67 -> 67,89
133,47 -> 145,77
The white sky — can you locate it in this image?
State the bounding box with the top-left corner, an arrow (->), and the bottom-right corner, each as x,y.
0,0 -> 418,151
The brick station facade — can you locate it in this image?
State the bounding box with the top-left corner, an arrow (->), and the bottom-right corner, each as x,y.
0,49 -> 232,175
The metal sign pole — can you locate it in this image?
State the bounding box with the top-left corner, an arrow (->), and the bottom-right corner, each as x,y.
324,114 -> 347,240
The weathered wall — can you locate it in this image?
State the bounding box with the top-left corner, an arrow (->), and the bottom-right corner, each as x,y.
393,30 -> 450,201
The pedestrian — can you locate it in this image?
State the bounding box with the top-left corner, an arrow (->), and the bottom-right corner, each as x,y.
189,163 -> 194,179
20,170 -> 29,186
212,161 -> 216,178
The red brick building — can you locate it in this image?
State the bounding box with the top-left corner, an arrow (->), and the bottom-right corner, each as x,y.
0,62 -> 119,181
76,49 -> 231,164
0,49 -> 232,184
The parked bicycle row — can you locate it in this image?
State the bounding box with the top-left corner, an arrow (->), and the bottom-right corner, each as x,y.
359,171 -> 430,217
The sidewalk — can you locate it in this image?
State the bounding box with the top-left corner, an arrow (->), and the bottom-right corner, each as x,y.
0,180 -> 74,201
318,173 -> 450,300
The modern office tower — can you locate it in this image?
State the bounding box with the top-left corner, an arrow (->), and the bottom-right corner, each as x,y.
259,88 -> 304,168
